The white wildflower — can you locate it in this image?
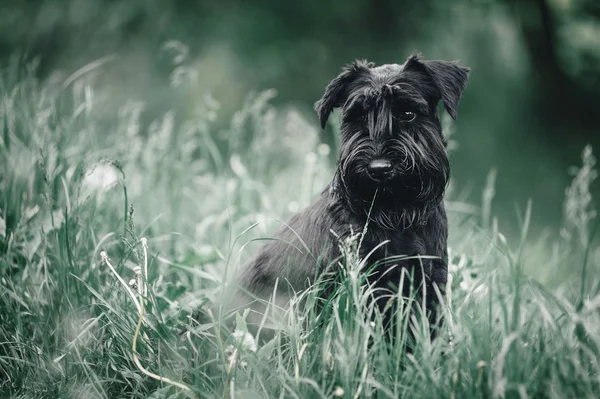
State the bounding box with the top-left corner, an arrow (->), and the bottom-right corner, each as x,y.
79,160 -> 123,204
232,329 -> 257,352
317,143 -> 331,157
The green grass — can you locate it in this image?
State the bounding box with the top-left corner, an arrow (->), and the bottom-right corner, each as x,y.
1,62 -> 600,399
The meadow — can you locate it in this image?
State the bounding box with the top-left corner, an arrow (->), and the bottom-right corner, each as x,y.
1,60 -> 599,399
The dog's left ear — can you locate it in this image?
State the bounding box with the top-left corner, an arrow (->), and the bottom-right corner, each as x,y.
404,55 -> 470,119
314,60 -> 374,128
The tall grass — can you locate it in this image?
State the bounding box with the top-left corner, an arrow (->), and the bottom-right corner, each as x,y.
1,60 -> 599,399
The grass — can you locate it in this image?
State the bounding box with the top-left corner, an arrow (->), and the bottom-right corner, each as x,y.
1,61 -> 600,399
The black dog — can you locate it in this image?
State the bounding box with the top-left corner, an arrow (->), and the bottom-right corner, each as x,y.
226,54 -> 469,336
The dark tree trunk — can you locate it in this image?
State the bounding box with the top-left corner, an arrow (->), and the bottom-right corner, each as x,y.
506,0 -> 600,135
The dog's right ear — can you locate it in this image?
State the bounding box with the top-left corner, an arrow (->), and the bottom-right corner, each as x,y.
314,60 -> 373,129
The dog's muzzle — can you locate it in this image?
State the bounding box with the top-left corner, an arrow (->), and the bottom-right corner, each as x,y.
367,159 -> 393,181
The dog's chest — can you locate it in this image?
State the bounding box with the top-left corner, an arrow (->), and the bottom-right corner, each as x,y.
358,227 -> 426,261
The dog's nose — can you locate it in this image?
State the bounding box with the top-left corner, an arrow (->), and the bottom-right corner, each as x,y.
367,159 -> 393,180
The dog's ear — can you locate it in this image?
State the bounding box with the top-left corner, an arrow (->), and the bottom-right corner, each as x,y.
314,60 -> 374,128
404,54 -> 469,119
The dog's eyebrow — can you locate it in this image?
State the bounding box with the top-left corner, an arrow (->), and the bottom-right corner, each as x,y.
392,84 -> 429,113
342,87 -> 377,114
342,83 -> 429,116
343,94 -> 366,113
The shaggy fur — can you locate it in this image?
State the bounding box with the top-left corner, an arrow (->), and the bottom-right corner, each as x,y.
226,54 -> 469,334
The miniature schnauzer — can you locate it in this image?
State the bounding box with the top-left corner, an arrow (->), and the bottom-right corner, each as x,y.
226,54 -> 469,337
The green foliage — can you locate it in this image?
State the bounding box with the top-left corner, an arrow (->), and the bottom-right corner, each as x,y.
1,62 -> 599,399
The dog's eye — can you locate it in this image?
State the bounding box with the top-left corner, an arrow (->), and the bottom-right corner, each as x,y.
357,114 -> 367,123
399,111 -> 416,122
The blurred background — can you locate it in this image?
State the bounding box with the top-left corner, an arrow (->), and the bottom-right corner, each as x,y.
2,0 -> 599,236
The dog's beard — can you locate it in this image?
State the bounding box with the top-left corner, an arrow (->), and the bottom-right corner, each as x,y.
334,128 -> 449,230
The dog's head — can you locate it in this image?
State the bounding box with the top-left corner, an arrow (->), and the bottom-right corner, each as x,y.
315,54 -> 469,229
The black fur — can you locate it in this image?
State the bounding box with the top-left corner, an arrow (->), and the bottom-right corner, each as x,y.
228,54 -> 469,335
